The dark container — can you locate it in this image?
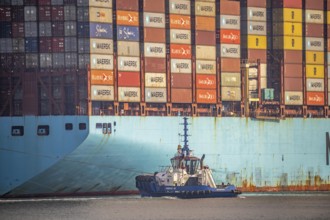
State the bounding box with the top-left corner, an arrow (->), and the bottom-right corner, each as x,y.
52,37 -> 65,52
0,21 -> 12,38
143,0 -> 165,13
284,77 -> 303,91
241,49 -> 267,63
241,0 -> 266,8
25,37 -> 38,52
305,24 -> 324,38
38,0 -> 51,5
272,49 -> 303,64
0,7 -> 11,21
22,73 -> 38,115
171,88 -> 192,103
12,22 -> 25,38
39,37 -> 52,52
196,30 -> 215,45
12,6 -> 25,22
52,6 -> 64,21
51,21 -> 65,36
77,6 -> 89,21
272,0 -> 302,8
144,27 -> 165,43
116,0 -> 139,11
77,22 -> 89,37
283,64 -> 303,78
13,53 -> 25,69
118,72 -> 141,87
0,54 -> 12,70
171,73 -> 192,88
39,6 -> 52,21
12,38 -> 25,53
221,58 -> 241,72
64,0 -> 77,4
144,57 -> 166,72
23,0 -> 38,5
305,0 -> 324,10
0,0 -> 11,6
220,0 -> 240,15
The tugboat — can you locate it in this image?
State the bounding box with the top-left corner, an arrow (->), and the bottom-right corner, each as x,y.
135,117 -> 241,198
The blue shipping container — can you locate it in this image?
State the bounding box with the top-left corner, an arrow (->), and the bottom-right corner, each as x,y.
89,22 -> 113,39
25,37 -> 38,53
0,22 -> 12,38
117,25 -> 139,41
77,22 -> 89,37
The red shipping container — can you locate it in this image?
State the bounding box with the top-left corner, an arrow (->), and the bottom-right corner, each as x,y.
144,0 -> 165,13
52,37 -> 64,52
272,0 -> 302,8
220,29 -> 240,44
39,37 -> 52,52
116,0 -> 139,11
220,1 -> 240,15
171,73 -> 192,88
144,27 -> 165,43
284,77 -> 303,91
305,24 -> 324,38
52,6 -> 64,21
118,72 -> 140,87
170,44 -> 192,59
306,92 -> 324,106
241,0 -> 267,8
195,30 -> 215,45
241,49 -> 267,63
144,57 -> 166,73
0,7 -> 11,22
12,22 -> 25,38
196,89 -> 217,104
305,0 -> 324,10
221,58 -> 240,72
38,0 -> 51,5
283,64 -> 303,78
12,6 -> 25,22
273,49 -> 303,64
39,6 -> 51,21
51,22 -> 64,36
171,88 -> 192,103
24,0 -> 38,5
196,74 -> 216,89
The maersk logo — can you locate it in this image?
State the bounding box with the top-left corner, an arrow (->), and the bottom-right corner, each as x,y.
309,13 -> 322,20
149,92 -> 164,98
172,3 -> 188,10
288,95 -> 301,101
174,33 -> 189,39
310,82 -> 322,88
146,16 -> 163,23
250,11 -> 265,17
124,91 -> 138,97
250,25 -> 264,31
174,63 -> 189,69
150,77 -> 164,83
222,47 -> 238,54
308,41 -> 322,47
148,47 -> 163,54
95,58 -> 111,65
198,64 -> 214,70
93,42 -> 111,49
122,61 -> 137,67
95,89 -> 111,96
223,18 -> 238,25
200,6 -> 213,12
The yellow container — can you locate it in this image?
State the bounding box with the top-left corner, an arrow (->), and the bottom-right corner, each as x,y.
283,22 -> 302,36
282,8 -> 303,22
273,36 -> 302,50
306,65 -> 324,78
328,11 -> 330,24
247,35 -> 267,49
305,51 -> 324,65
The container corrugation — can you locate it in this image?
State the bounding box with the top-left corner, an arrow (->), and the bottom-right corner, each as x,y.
25,37 -> 38,52
12,6 -> 24,22
306,51 -> 324,64
305,37 -> 324,51
117,41 -> 139,57
118,72 -> 140,87
272,0 -> 302,9
78,54 -> 90,69
306,78 -> 324,92
221,72 -> 241,87
195,16 -> 215,31
78,38 -> 90,53
88,0 -> 112,8
220,29 -> 240,44
144,27 -> 165,43
12,38 -> 25,53
273,49 -> 302,63
283,64 -> 303,77
52,37 -> 64,52
145,88 -> 167,103
25,22 -> 38,37
51,6 -> 64,21
307,92 -> 324,105
285,91 -> 303,105
39,22 -> 52,37
89,7 -> 112,23
219,0 -> 240,16
52,21 -> 65,36
220,44 -> 240,58
0,38 -> 12,53
221,87 -> 241,101
0,22 -> 11,38
195,30 -> 215,45
144,42 -> 166,58
170,14 -> 191,29
25,54 -> 39,68
196,89 -> 216,103
219,15 -> 240,30
195,1 -> 215,17
241,7 -> 267,22
77,7 -> 89,22
306,65 -> 324,78
242,21 -> 266,36
143,12 -> 165,28
196,45 -> 216,60
144,0 -> 165,13
272,36 -> 303,50
273,22 -> 302,37
242,35 -> 267,49
64,21 -> 77,36
118,56 -> 140,72
305,10 -> 324,24
52,53 -> 65,68
272,8 -> 302,22
196,74 -> 216,89
39,53 -> 52,68
39,37 -> 52,52
89,23 -> 113,39
0,7 -> 11,22
220,58 -> 240,72
305,0 -> 324,10
90,54 -> 113,70
196,60 -> 216,74
170,29 -> 191,44
65,53 -> 77,67
91,85 -> 114,101
24,6 -> 37,21
306,22 -> 322,39
144,57 -> 166,72
116,0 -> 138,11
242,0 -> 267,8
117,10 -> 139,26
145,73 -> 166,88
64,37 -> 77,52
117,25 -> 139,41
171,58 -> 192,74
169,0 -> 191,15
170,44 -> 192,59
171,73 -> 192,88
90,38 -> 113,54
118,87 -> 141,102
284,77 -> 303,91
171,88 -> 192,103
64,5 -> 76,21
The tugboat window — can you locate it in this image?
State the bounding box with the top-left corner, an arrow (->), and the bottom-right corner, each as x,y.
108,123 -> 112,134
79,123 -> 86,130
11,126 -> 24,136
65,123 -> 73,130
96,123 -> 102,129
37,125 -> 49,136
102,123 -> 107,134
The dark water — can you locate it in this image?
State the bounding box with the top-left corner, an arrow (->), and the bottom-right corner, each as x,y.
1,193 -> 330,220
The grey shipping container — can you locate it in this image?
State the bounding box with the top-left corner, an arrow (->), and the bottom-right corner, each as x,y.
24,6 -> 37,21
25,53 -> 38,69
78,54 -> 90,69
77,7 -> 89,21
53,53 -> 65,68
40,53 -> 52,68
39,22 -> 52,36
12,38 -> 25,52
11,0 -> 24,5
78,38 -> 90,53
65,53 -> 77,68
51,0 -> 63,5
0,38 -> 12,53
65,37 -> 77,52
64,21 -> 77,36
25,22 -> 37,37
64,5 -> 76,21
0,22 -> 12,38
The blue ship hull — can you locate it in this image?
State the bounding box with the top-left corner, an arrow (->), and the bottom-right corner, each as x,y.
1,116 -> 330,197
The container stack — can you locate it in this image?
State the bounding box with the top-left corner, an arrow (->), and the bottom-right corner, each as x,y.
116,0 -> 140,103
328,0 -> 330,107
304,0 -> 325,107
194,0 -> 217,104
219,0 -> 241,102
272,0 -> 303,106
88,0 -> 114,103
143,0 -> 167,104
168,0 -> 192,103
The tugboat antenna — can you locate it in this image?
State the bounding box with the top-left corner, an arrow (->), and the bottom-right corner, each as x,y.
180,117 -> 190,156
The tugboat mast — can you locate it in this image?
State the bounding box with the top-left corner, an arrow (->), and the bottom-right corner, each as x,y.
181,117 -> 190,156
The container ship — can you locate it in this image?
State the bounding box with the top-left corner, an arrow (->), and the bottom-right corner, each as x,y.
1,0 -> 330,197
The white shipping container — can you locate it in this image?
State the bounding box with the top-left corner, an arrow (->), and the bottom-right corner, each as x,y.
242,7 -> 267,22
117,41 -> 140,56
249,79 -> 257,90
90,38 -> 113,54
144,43 -> 166,58
89,7 -> 113,23
40,53 -> 52,68
260,64 -> 267,77
145,88 -> 167,103
221,44 -> 240,58
246,21 -> 267,35
249,68 -> 258,78
306,78 -> 324,92
24,6 -> 37,21
90,54 -> 113,70
195,1 -> 215,17
91,85 -> 114,101
88,0 -> 112,8
285,91 -> 303,105
221,87 -> 241,101
144,12 -> 165,28
305,10 -> 324,24
118,56 -> 140,72
118,87 -> 140,102
170,29 -> 191,44
39,22 -> 52,37
305,37 -> 324,51
169,0 -> 191,15
145,73 -> 167,88
195,45 -> 216,60
221,72 -> 241,87
220,15 -> 240,30
171,58 -> 192,74
196,60 -> 216,74
261,77 -> 267,89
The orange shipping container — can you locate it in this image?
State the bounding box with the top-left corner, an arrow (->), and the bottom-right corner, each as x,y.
196,74 -> 216,89
196,89 -> 217,103
220,29 -> 240,44
117,10 -> 139,26
170,14 -> 191,30
91,69 -> 114,85
118,72 -> 140,87
306,92 -> 324,106
170,44 -> 192,59
195,16 -> 215,31
171,88 -> 192,103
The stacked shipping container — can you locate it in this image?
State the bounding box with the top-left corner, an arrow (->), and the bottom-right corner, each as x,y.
328,0 -> 330,106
